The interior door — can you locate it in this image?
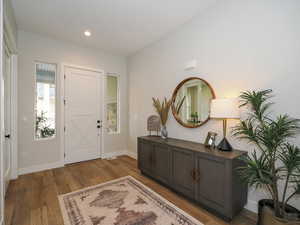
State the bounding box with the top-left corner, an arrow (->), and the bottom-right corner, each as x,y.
0,28 -> 3,225
65,67 -> 103,164
3,46 -> 11,191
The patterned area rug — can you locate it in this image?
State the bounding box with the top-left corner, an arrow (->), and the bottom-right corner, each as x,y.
58,176 -> 204,225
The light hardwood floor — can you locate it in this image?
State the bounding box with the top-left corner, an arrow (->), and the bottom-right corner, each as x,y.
5,156 -> 257,225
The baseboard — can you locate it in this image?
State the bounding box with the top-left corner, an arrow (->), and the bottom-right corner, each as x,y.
102,151 -> 128,159
126,151 -> 137,159
18,161 -> 64,175
4,168 -> 10,181
10,170 -> 18,180
102,150 -> 137,160
18,151 -> 135,175
244,199 -> 258,213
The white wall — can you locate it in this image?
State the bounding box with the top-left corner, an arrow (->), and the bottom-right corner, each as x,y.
128,0 -> 300,212
18,30 -> 128,172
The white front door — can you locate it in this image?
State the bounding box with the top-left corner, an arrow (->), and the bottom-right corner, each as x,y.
3,46 -> 11,191
64,67 -> 103,164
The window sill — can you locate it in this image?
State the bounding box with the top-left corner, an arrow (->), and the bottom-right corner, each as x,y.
34,136 -> 56,141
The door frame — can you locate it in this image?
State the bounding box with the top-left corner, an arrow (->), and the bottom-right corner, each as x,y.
3,3 -> 18,181
60,64 -> 105,165
0,1 -> 3,224
1,1 -> 19,223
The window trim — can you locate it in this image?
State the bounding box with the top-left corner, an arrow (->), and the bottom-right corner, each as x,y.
106,73 -> 120,135
34,61 -> 58,141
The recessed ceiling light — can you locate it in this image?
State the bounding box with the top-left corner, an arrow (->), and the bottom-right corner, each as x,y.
84,30 -> 91,37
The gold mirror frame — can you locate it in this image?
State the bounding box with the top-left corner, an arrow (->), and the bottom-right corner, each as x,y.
171,77 -> 216,128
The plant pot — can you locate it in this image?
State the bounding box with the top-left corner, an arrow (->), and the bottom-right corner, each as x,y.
161,125 -> 168,139
258,199 -> 300,225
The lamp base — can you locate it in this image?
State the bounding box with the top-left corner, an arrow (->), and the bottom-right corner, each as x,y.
217,137 -> 233,151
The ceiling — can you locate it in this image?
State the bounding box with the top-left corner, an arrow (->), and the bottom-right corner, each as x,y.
12,0 -> 217,56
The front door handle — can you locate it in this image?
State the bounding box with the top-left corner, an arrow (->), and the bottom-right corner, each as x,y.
5,134 -> 10,139
97,120 -> 102,129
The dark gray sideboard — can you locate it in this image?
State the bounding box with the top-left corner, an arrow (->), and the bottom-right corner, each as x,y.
137,136 -> 248,221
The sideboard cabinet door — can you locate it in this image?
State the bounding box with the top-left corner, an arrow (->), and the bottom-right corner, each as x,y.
171,148 -> 195,199
153,143 -> 171,184
195,154 -> 230,218
138,140 -> 154,174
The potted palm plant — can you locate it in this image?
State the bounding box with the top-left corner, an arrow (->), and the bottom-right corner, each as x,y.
152,97 -> 172,139
232,89 -> 300,225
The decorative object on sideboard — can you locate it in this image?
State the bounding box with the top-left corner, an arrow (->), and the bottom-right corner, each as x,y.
147,115 -> 161,136
152,97 -> 172,139
232,89 -> 300,225
171,77 -> 215,128
161,126 -> 168,139
210,98 -> 240,151
204,131 -> 218,148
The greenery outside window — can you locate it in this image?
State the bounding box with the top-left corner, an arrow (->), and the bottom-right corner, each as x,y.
35,62 -> 56,139
106,75 -> 119,134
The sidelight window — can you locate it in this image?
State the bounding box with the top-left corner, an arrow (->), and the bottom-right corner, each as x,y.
35,62 -> 56,139
106,75 -> 119,134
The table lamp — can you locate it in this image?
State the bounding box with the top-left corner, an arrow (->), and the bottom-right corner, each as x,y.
210,98 -> 240,151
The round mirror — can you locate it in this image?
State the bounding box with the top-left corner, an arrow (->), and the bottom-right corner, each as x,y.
171,77 -> 215,128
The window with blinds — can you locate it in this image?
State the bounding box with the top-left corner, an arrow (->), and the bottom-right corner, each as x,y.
35,62 -> 56,139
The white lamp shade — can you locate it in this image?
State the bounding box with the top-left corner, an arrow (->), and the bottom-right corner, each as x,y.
210,98 -> 240,119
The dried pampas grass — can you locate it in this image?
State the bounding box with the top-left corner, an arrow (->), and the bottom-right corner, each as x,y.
152,97 -> 172,126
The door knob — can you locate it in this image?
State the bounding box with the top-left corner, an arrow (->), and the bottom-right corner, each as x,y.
97,125 -> 101,129
5,134 -> 10,139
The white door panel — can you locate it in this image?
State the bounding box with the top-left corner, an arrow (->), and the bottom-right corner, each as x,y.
3,46 -> 11,192
65,67 -> 102,164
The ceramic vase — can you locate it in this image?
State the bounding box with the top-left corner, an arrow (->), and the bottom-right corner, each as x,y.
161,125 -> 168,139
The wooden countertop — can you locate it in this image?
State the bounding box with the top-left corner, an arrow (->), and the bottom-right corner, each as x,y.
138,136 -> 247,160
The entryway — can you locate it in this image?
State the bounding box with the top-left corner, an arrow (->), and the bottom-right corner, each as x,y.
64,66 -> 104,164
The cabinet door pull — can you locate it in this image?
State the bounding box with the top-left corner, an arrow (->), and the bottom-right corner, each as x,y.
195,169 -> 201,182
190,168 -> 196,181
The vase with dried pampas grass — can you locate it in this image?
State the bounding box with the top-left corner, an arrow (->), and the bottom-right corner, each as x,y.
152,97 -> 172,139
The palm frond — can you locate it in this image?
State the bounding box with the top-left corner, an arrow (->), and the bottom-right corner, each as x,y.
279,144 -> 300,173
296,183 -> 300,194
239,89 -> 273,121
238,151 -> 273,187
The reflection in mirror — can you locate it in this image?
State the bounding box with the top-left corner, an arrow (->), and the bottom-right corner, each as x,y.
172,78 -> 215,128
